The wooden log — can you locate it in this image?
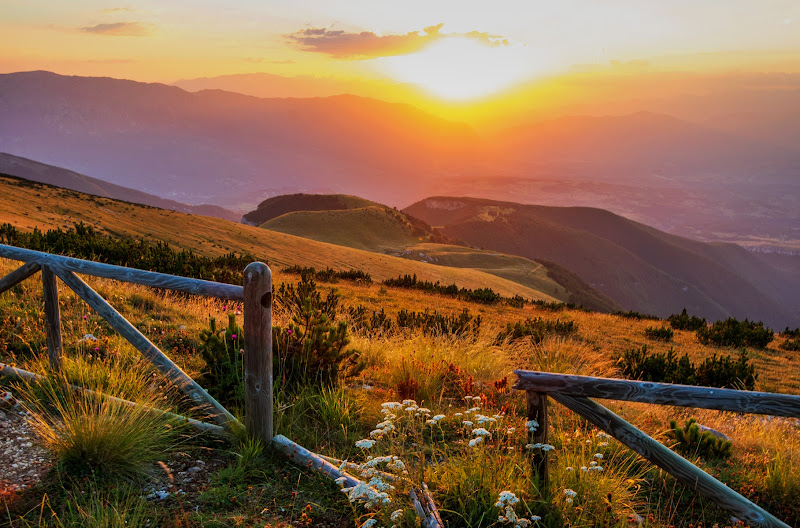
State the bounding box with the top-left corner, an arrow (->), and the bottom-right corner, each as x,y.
0,363 -> 225,436
0,244 -> 243,301
41,265 -> 63,372
0,261 -> 40,295
318,453 -> 404,483
272,434 -> 362,488
550,393 -> 790,528
410,483 -> 444,528
52,267 -> 238,428
526,391 -> 549,487
243,262 -> 273,444
514,370 -> 800,418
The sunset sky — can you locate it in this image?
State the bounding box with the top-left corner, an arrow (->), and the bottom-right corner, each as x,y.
2,1 -> 799,111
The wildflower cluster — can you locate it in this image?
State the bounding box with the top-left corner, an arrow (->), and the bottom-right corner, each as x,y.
495,491 -> 541,527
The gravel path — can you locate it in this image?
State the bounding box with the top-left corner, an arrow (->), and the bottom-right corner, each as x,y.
0,389 -> 51,493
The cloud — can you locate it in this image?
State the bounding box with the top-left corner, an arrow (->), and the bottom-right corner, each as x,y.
286,23 -> 509,59
80,22 -> 153,36
101,7 -> 135,14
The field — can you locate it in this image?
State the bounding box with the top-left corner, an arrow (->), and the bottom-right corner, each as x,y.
1,178 -> 799,528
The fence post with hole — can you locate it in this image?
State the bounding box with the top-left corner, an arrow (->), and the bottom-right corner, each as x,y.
243,262 -> 273,443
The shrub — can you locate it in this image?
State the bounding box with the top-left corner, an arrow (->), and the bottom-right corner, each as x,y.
618,346 -> 756,389
780,327 -> 800,338
695,350 -> 757,390
780,339 -> 800,352
496,317 -> 576,344
282,265 -> 372,283
273,274 -> 362,390
395,308 -> 481,336
198,313 -> 245,410
669,418 -> 732,460
644,326 -> 674,341
383,274 -> 504,305
0,222 -> 254,284
697,317 -> 774,349
668,309 -> 707,331
612,310 -> 661,321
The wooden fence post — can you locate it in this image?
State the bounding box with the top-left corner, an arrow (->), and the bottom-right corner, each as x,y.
41,265 -> 62,372
243,262 -> 273,444
527,390 -> 549,487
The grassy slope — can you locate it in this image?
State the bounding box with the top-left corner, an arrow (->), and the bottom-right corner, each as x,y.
0,176 -> 556,302
405,196 -> 798,327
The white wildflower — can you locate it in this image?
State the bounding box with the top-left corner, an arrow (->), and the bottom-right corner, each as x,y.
391,509 -> 404,522
564,489 -> 577,498
355,439 -> 375,449
594,453 -> 603,459
360,518 -> 378,528
525,443 -> 555,451
454,412 -> 463,417
526,419 -> 539,432
506,428 -> 515,435
401,399 -> 417,406
468,437 -> 484,447
369,429 -> 384,438
472,427 -> 492,437
462,420 -> 474,427
432,414 -> 445,422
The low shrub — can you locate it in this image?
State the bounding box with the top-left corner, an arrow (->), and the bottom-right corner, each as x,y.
780,327 -> 800,338
396,308 -> 482,336
383,274 -> 504,305
273,274 -> 362,390
618,345 -> 756,389
697,317 -> 774,349
780,339 -> 800,352
644,326 -> 674,341
668,309 -> 707,331
612,310 -> 661,321
198,313 -> 245,411
669,418 -> 732,460
496,317 -> 576,344
282,265 -> 372,283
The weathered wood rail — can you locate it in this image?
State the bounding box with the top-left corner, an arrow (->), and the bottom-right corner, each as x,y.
514,370 -> 800,528
0,244 -> 273,442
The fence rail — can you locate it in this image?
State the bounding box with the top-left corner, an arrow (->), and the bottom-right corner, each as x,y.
514,370 -> 800,528
0,244 -> 272,441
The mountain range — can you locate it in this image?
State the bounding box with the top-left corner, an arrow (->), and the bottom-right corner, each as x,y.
1,71 -> 798,252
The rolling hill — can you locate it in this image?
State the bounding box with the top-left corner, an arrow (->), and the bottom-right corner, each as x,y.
0,153 -> 239,222
248,194 -> 619,311
405,196 -> 800,328
0,176 -> 562,303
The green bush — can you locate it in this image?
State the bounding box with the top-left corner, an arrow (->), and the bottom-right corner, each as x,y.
697,317 -> 774,349
496,317 -> 576,344
612,310 -> 661,321
383,274 -> 506,305
396,308 -> 482,336
780,339 -> 800,352
644,326 -> 674,341
669,418 -> 732,460
198,313 -> 245,410
668,309 -> 707,331
618,346 -> 756,389
282,265 -> 372,283
0,222 -> 254,284
273,274 -> 362,390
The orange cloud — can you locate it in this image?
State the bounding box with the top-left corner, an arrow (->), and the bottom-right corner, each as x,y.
80,22 -> 153,36
286,24 -> 509,59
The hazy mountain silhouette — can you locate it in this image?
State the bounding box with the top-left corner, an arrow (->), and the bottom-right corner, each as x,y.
0,152 -> 238,221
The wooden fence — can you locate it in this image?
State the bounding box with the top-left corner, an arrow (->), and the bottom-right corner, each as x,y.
0,244 -> 274,442
514,370 -> 800,528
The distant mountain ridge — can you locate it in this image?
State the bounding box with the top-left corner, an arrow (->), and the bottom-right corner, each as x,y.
0,152 -> 239,221
405,196 -> 800,329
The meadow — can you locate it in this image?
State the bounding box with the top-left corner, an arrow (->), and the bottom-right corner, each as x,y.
1,248 -> 799,527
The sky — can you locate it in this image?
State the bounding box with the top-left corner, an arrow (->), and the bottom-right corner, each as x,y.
2,0 -> 799,108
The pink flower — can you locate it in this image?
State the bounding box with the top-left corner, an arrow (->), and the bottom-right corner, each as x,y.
82,315 -> 87,320
231,334 -> 237,340
287,329 -> 292,335
94,347 -> 100,352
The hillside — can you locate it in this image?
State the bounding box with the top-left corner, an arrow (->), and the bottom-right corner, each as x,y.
243,193 -> 381,225
406,196 -> 800,328
0,153 -> 239,222
0,176 -> 557,302
251,194 -> 618,311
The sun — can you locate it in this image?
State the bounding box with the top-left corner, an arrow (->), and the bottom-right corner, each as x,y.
379,37 -> 532,101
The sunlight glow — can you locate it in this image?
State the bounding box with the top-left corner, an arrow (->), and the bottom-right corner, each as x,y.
379,37 -> 535,101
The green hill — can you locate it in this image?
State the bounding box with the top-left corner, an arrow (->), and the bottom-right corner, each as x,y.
243,194 -> 380,225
